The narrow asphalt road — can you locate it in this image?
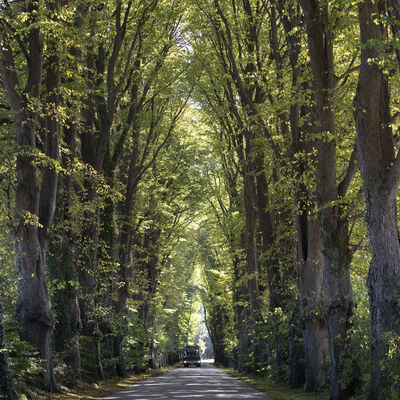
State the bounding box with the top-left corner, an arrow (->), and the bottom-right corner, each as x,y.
97,363 -> 272,400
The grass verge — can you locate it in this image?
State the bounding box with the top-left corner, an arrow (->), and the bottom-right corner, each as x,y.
219,367 -> 329,400
26,366 -> 176,400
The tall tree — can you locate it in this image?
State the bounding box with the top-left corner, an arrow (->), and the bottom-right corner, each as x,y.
0,0 -> 59,390
273,0 -> 328,389
354,0 -> 400,397
299,0 -> 359,396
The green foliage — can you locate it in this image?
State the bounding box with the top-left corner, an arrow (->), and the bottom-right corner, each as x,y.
0,0 -> 400,397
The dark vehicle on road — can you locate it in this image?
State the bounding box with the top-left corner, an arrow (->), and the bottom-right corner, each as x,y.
183,345 -> 201,367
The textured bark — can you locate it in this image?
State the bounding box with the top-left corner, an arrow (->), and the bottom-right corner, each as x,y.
354,1 -> 400,397
298,215 -> 328,391
0,1 -> 58,390
294,95 -> 329,393
300,0 -> 357,396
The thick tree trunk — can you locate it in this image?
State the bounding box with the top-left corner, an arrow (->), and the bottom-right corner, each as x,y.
366,192 -> 400,400
354,1 -> 400,397
14,148 -> 55,391
300,1 -> 357,396
298,215 -> 328,391
36,2 -> 61,385
292,100 -> 329,391
0,3 -> 58,389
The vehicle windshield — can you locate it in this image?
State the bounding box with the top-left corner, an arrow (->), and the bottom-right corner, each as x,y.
184,348 -> 199,357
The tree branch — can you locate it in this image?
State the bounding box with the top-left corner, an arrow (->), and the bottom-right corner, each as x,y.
338,147 -> 358,198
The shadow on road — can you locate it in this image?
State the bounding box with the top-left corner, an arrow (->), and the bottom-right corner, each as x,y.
96,363 -> 268,399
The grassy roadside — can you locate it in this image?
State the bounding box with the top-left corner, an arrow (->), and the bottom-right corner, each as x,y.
26,366 -> 176,400
219,367 -> 329,400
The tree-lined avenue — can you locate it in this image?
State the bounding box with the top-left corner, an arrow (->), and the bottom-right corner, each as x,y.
1,1 -> 400,400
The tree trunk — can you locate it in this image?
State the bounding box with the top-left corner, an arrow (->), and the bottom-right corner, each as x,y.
354,1 -> 400,397
254,165 -> 292,380
113,126 -> 140,377
77,3 -> 134,378
275,3 -> 307,387
0,1 -> 58,389
51,122 -> 81,379
243,171 -> 264,370
14,133 -> 56,392
233,233 -> 251,371
292,97 -> 329,391
206,304 -> 229,365
300,1 -> 357,396
298,215 -> 328,391
50,2 -> 88,379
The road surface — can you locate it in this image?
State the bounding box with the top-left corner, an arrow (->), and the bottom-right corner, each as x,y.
97,362 -> 271,400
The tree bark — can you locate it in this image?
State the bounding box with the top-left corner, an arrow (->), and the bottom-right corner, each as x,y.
298,213 -> 328,391
292,100 -> 329,391
300,0 -> 357,396
354,1 -> 400,398
0,0 -> 59,390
